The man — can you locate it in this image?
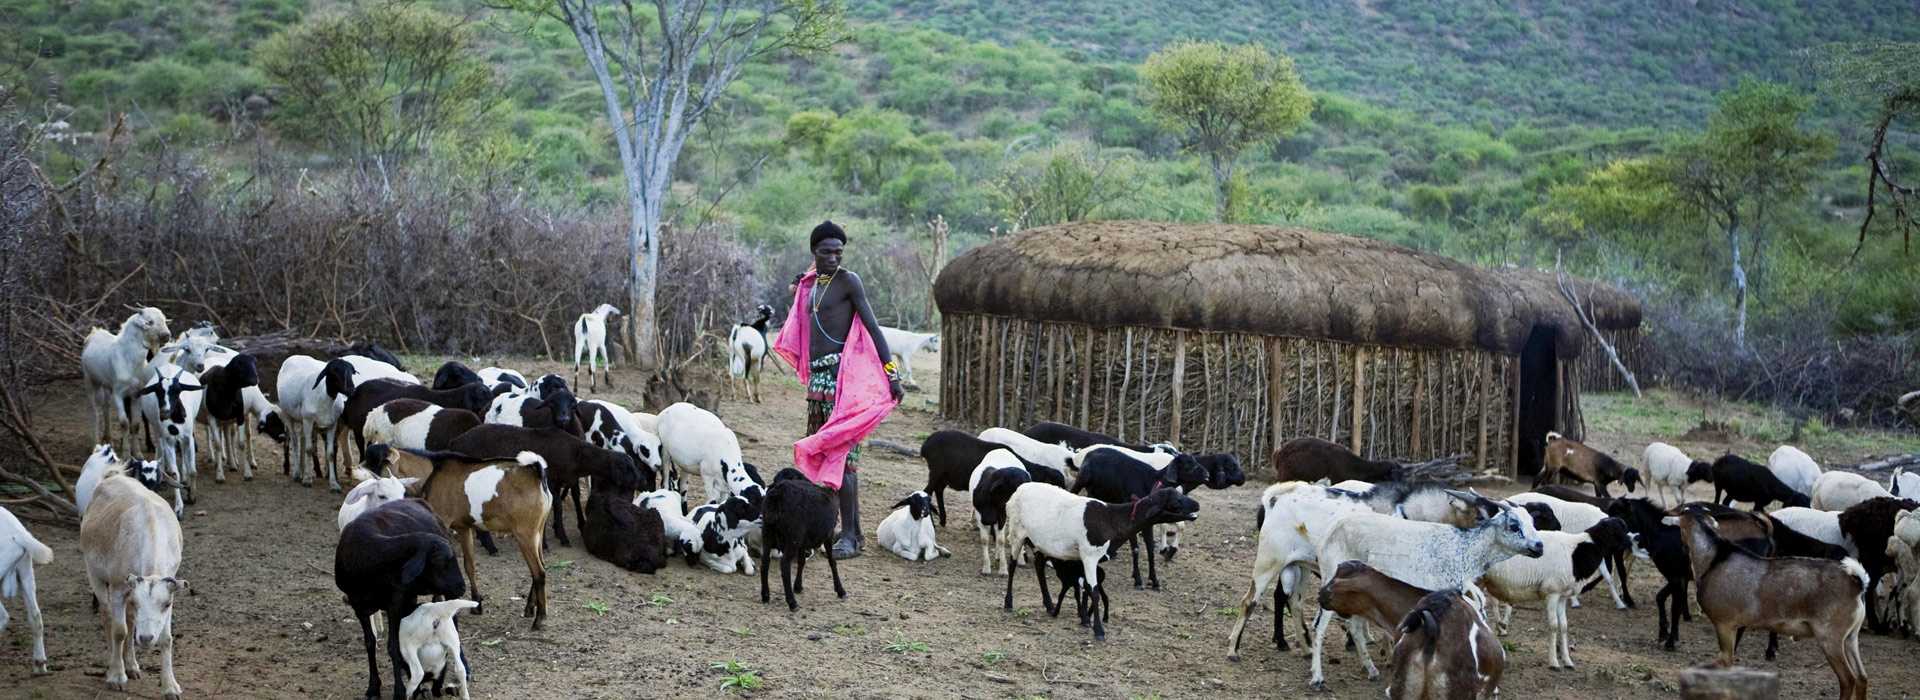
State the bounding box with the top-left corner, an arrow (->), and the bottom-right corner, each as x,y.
772,220 -> 904,558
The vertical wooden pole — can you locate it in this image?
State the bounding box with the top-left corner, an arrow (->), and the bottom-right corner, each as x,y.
1049,327 -> 1062,421
1410,352 -> 1424,457
1116,328 -> 1133,441
1079,326 -> 1094,427
1269,338 -> 1287,465
1477,355 -> 1491,470
1169,333 -> 1188,446
1351,346 -> 1368,455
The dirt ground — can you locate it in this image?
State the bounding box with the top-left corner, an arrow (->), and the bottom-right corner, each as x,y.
3,347 -> 1917,699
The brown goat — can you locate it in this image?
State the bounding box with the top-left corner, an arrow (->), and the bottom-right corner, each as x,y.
446,424 -> 648,548
1271,437 -> 1399,484
1386,589 -> 1503,700
1535,432 -> 1641,499
1315,560 -> 1433,686
1671,504 -> 1868,700
371,445 -> 554,630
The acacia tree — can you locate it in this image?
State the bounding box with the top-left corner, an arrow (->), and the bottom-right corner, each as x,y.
510,0 -> 841,369
1139,42 -> 1311,222
1817,41 -> 1920,254
991,141 -> 1140,230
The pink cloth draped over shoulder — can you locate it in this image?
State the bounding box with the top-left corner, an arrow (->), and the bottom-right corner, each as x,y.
772,271 -> 897,490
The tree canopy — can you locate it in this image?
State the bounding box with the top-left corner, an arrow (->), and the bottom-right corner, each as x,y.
1140,42 -> 1311,222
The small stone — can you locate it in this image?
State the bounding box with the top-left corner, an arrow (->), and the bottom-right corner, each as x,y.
301,622 -> 313,630
807,632 -> 823,641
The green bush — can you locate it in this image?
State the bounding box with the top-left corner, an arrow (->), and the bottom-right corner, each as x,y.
128,59 -> 209,111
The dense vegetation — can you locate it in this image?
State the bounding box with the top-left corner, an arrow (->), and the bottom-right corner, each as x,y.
4,0 -> 1916,420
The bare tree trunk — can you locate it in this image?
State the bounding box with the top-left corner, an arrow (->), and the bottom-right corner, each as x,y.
1209,153 -> 1232,223
1557,252 -> 1642,398
1727,218 -> 1748,352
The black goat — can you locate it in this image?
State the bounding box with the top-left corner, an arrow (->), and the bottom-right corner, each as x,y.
1840,496 -> 1920,633
758,468 -> 845,611
430,361 -> 484,391
1022,421 -> 1165,453
1710,454 -> 1811,510
582,484 -> 667,574
921,430 -> 1052,526
335,499 -> 465,700
1066,447 -> 1209,590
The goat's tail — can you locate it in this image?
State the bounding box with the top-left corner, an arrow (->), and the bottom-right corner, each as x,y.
729,341 -> 749,378
20,534 -> 52,566
517,451 -> 550,485
1842,557 -> 1870,593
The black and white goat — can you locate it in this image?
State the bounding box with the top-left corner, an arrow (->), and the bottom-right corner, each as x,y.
727,305 -> 773,403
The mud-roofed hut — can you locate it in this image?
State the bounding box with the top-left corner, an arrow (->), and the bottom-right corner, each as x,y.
932,221 -> 1643,476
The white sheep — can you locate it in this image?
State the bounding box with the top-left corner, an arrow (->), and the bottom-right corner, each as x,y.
1645,442 -> 1710,506
978,427 -> 1075,472
572,303 -> 621,391
727,305 -> 773,403
337,468 -> 417,531
655,402 -> 745,503
1890,467 -> 1920,499
1812,470 -> 1892,512
0,505 -> 53,673
579,399 -> 665,476
276,355 -> 354,491
1768,445 -> 1823,498
878,326 -> 939,388
80,307 -> 172,455
877,491 -> 949,562
399,598 -> 478,700
1503,492 -> 1631,609
1771,507 -> 1852,555
688,497 -> 758,575
135,361 -> 204,508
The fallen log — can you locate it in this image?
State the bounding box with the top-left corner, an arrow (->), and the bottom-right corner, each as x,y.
1852,453 -> 1920,473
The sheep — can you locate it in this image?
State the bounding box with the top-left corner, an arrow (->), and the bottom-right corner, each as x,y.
336,353 -> 419,386
727,305 -> 773,402
1306,506 -> 1543,689
484,390 -> 582,437
978,426 -> 1075,473
970,450 -> 1036,575
1769,445 -> 1823,498
476,367 -> 527,392
277,355 -> 358,491
1066,446 -> 1210,590
1669,503 -> 1869,699
878,491 -> 948,562
688,495 -> 760,575
582,483 -> 667,574
1002,483 -> 1201,640
1505,491 -> 1634,609
921,430 -> 1062,527
336,499 -> 466,700
363,400 -> 481,453
572,303 -> 621,391
134,361 -> 204,506
398,599 -> 478,700
338,467 -> 418,531
371,446 -> 554,630
1838,496 -> 1920,633
1272,436 -> 1401,484
0,505 -> 52,674
575,399 -> 665,479
1771,507 -> 1852,555
1477,518 -> 1633,669
878,325 -> 940,387
195,352 -> 264,483
1021,420 -> 1170,454
79,473 -> 186,698
1814,470 -> 1894,512
1536,431 -> 1642,498
445,424 -> 647,550
1709,453 -> 1811,510
344,378 -> 494,455
1225,482 -> 1378,659
81,306 -> 172,455
636,489 -> 704,562
1386,589 -> 1504,700
1039,557 -> 1109,628
1645,441 -> 1712,507
656,402 -> 747,502
758,468 -> 846,611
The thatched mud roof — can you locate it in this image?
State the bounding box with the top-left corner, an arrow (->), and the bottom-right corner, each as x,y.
933,221 -> 1640,359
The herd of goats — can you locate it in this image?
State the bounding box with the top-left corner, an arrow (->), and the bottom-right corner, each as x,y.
0,305 -> 1911,698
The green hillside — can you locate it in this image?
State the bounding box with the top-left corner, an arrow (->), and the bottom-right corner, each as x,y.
853,0 -> 1920,127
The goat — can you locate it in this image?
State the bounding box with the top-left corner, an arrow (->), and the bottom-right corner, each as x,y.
363,400 -> 481,453
337,467 -> 418,531
81,307 -> 171,456
1225,482 -> 1375,659
1386,589 -> 1504,700
920,430 -> 1058,526
445,425 -> 646,549
582,483 -> 667,574
345,378 -> 494,456
1067,446 -> 1209,590
80,473 -> 186,698
1003,483 -> 1200,640
398,599 -> 478,700
75,444 -> 177,516
575,399 -> 665,481
1838,496 -> 1920,633
1669,504 -> 1869,699
978,426 -> 1075,473
970,450 -> 1036,575
277,355 -> 357,491
336,499 -> 465,700
1272,437 -> 1400,484
1478,518 -> 1633,669
1536,431 -> 1641,498
1505,491 -> 1634,609
758,468 -> 845,611
1769,445 -> 1823,498
0,505 -> 53,674
1307,506 -> 1543,690
1607,497 -> 1699,650
572,303 -> 620,391
372,446 -> 554,629
727,305 -> 773,402
1814,471 -> 1893,512
656,402 -> 745,501
1315,560 -> 1430,654
484,391 -> 583,438
1709,453 -> 1810,510
1645,441 -> 1712,507
1021,420 -> 1169,454
878,325 -> 940,388
878,491 -> 949,562
134,361 -> 205,507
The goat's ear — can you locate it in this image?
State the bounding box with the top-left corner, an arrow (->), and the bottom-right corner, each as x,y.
164,577 -> 188,594
159,343 -> 181,354
178,384 -> 204,393
400,549 -> 429,586
350,467 -> 377,483
1660,516 -> 1680,526
892,497 -> 914,510
397,477 -> 420,493
1313,478 -> 1330,486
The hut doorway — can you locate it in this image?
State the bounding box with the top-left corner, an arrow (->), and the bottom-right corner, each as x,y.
1516,324 -> 1558,476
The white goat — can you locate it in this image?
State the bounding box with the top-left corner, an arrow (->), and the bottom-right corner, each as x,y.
1812,470 -> 1891,512
877,491 -> 949,562
970,449 -> 1033,574
572,303 -> 620,391
276,355 -> 354,491
637,489 -> 702,558
337,468 -> 418,531
337,355 -> 419,386
979,427 -> 1075,472
80,474 -> 186,698
1306,506 -> 1543,690
135,361 -> 204,508
1890,467 -> 1920,499
878,325 -> 939,387
1225,482 -> 1374,660
1772,507 -> 1853,555
476,366 -> 527,391
1645,442 -> 1709,506
1477,521 -> 1628,669
1769,445 -> 1823,498
656,402 -> 744,503
0,505 -> 53,673
75,444 -> 121,514
80,307 -> 172,455
728,305 -> 773,403
1504,492 -> 1630,609
399,598 -> 478,700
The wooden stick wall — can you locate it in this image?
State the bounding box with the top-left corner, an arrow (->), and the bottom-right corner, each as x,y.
1572,327 -> 1646,393
941,313 -> 1523,475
